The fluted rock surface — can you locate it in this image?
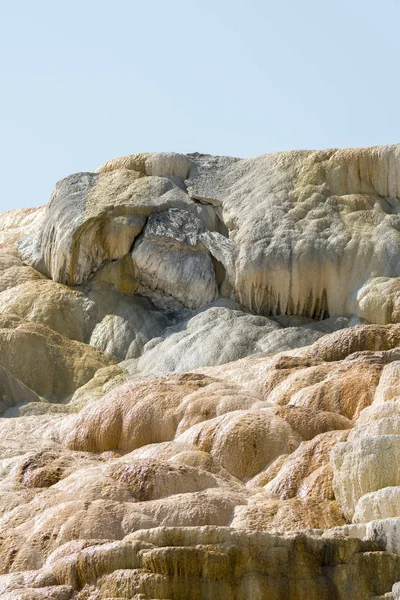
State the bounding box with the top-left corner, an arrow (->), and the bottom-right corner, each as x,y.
2,145 -> 400,598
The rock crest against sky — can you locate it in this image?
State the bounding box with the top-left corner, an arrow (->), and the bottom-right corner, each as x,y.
2,146 -> 400,598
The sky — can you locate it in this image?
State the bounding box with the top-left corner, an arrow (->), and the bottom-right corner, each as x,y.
1,0 -> 400,212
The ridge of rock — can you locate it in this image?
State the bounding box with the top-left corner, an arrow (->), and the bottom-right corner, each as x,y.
2,145 -> 400,598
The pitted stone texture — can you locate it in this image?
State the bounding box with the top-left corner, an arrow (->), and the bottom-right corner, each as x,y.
0,280 -> 97,342
188,145 -> 400,321
127,303 -> 325,378
332,435 -> 400,520
4,146 -> 400,597
2,527 -> 400,600
0,314 -> 115,401
19,169 -> 215,286
131,208 -> 237,309
17,146 -> 400,322
96,151 -> 196,179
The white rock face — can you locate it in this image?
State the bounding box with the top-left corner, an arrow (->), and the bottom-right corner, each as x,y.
374,361 -> 400,403
354,487 -> 400,523
88,294 -> 168,359
331,353 -> 400,527
187,146 -> 400,320
132,209 -> 220,309
126,304 -> 326,377
18,145 -> 400,322
3,145 -> 400,598
331,435 -> 400,520
18,169 -> 216,288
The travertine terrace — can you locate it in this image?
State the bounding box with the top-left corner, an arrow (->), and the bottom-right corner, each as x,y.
2,146 -> 400,598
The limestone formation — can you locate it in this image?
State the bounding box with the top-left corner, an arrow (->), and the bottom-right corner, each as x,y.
3,145 -> 400,597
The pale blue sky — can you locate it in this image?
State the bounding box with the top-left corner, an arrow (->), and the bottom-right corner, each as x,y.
1,0 -> 399,212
